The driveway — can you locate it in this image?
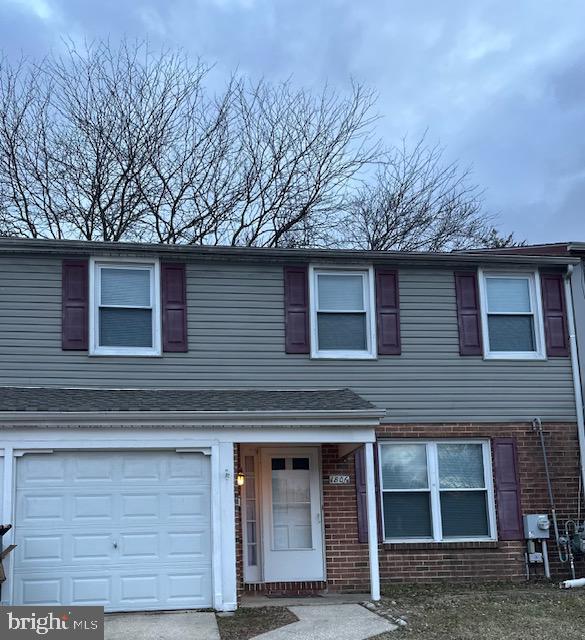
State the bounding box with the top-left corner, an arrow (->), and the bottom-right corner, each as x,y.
105,611 -> 220,640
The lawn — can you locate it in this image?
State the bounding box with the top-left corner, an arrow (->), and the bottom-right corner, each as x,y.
217,583 -> 585,640
371,582 -> 585,640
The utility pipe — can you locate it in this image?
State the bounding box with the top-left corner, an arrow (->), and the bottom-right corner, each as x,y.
560,577 -> 585,589
564,266 -> 585,504
542,540 -> 551,579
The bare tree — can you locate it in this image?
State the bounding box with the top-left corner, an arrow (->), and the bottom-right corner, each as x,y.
0,40 -> 516,249
339,137 -> 516,251
0,41 -> 378,245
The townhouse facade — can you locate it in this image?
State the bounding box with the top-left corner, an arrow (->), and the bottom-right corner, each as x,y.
0,237 -> 583,612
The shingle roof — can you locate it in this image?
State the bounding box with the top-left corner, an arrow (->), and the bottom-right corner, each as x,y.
0,386 -> 376,413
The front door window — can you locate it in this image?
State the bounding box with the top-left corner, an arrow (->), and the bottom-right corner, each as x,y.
271,457 -> 312,550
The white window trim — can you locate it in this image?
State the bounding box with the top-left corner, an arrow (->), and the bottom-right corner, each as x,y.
378,439 -> 497,544
89,257 -> 162,357
478,268 -> 546,361
308,265 -> 377,360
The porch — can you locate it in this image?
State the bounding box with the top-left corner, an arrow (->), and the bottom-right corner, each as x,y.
235,441 -> 380,600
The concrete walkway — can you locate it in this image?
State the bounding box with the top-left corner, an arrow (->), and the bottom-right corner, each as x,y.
252,604 -> 397,640
104,611 -> 220,640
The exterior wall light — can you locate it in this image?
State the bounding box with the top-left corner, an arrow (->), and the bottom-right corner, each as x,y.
236,470 -> 245,487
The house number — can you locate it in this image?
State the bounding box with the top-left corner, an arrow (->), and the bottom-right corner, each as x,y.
329,474 -> 350,485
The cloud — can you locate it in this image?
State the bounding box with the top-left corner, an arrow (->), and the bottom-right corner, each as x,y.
1,0 -> 584,242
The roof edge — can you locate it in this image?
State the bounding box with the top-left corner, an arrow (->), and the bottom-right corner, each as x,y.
0,408 -> 386,428
0,237 -> 579,266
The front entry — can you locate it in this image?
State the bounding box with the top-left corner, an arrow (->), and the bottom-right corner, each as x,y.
257,447 -> 325,583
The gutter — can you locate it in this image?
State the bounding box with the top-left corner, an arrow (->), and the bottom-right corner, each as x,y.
0,408 -> 386,428
0,237 -> 579,267
564,266 -> 585,501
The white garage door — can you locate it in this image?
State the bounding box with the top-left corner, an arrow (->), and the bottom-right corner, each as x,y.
13,451 -> 212,612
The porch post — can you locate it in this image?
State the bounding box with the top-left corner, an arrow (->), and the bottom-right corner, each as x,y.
364,442 -> 380,601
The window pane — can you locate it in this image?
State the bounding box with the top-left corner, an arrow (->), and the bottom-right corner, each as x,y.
317,313 -> 367,351
101,268 -> 151,307
486,277 -> 531,313
488,315 -> 535,352
317,274 -> 365,311
247,544 -> 257,566
271,458 -> 285,471
99,308 -> 153,347
381,444 -> 428,490
272,466 -> 312,550
440,491 -> 489,537
383,492 -> 432,539
244,455 -> 255,473
292,458 -> 310,470
438,444 -> 485,489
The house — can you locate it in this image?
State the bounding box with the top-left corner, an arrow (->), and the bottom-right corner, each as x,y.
0,237 -> 583,613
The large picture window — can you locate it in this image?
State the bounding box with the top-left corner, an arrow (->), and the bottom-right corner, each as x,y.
309,268 -> 376,359
90,260 -> 161,356
479,271 -> 545,359
379,441 -> 496,542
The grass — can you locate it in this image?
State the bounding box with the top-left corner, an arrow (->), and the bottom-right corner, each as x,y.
370,582 -> 585,640
216,606 -> 298,640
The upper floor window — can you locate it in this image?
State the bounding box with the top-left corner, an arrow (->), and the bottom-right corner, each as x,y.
309,267 -> 376,359
479,271 -> 545,360
379,440 -> 496,542
90,260 -> 161,356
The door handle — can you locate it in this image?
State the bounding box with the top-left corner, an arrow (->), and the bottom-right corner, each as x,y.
113,540 -> 118,549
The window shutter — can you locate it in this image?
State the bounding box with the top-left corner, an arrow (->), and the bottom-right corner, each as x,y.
375,269 -> 401,355
492,437 -> 523,541
62,259 -> 88,351
454,271 -> 483,356
541,272 -> 569,357
354,446 -> 383,544
284,266 -> 310,354
161,262 -> 188,352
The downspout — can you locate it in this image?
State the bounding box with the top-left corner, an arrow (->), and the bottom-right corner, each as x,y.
564,266 -> 585,503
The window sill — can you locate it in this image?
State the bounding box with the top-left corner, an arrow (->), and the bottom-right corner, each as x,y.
483,353 -> 546,361
310,352 -> 377,361
382,540 -> 499,551
89,349 -> 163,358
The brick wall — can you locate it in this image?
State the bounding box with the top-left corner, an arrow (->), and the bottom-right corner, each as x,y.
323,422 -> 584,591
236,422 -> 584,595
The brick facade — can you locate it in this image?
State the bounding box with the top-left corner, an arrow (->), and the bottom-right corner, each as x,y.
236,422 -> 584,595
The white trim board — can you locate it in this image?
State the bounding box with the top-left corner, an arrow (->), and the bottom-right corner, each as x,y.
0,410 -> 384,428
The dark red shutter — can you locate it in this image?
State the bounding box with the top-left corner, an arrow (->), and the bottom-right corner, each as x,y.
284,266 -> 310,354
454,271 -> 483,356
541,272 -> 569,357
161,262 -> 188,353
62,259 -> 88,350
492,437 -> 523,541
355,447 -> 368,543
375,269 -> 401,355
355,446 -> 383,544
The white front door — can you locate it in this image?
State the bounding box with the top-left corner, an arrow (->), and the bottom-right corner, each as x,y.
13,450 -> 212,612
260,448 -> 324,582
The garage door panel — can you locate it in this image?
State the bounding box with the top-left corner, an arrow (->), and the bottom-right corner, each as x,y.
20,535 -> 63,563
72,576 -> 113,604
73,534 -> 113,562
17,457 -> 66,484
15,577 -> 63,605
18,494 -> 65,524
14,451 -> 213,611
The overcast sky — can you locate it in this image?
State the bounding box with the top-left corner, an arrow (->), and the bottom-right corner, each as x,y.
1,0 -> 584,243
